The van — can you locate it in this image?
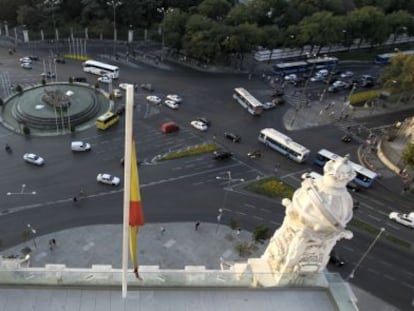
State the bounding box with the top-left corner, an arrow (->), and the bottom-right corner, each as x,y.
71,141 -> 91,152
161,122 -> 179,133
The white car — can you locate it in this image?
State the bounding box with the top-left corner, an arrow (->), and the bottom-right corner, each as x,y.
98,76 -> 112,84
332,80 -> 348,88
166,94 -> 182,103
19,57 -> 32,64
97,173 -> 120,186
262,101 -> 276,110
340,71 -> 354,78
316,69 -> 329,77
284,74 -> 297,81
113,89 -> 122,98
191,120 -> 208,131
389,212 -> 414,229
146,95 -> 162,104
310,75 -> 325,82
119,83 -> 130,90
71,141 -> 91,152
23,153 -> 45,166
164,99 -> 179,110
21,62 -> 32,69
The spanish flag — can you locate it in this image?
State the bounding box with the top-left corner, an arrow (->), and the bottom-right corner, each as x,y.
129,138 -> 144,278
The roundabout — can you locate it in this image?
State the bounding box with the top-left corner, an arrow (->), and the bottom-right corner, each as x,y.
0,82 -> 111,136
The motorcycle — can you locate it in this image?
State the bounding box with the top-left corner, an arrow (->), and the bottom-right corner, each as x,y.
247,150 -> 262,159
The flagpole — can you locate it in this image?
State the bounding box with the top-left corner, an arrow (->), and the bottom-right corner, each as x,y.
122,84 -> 134,298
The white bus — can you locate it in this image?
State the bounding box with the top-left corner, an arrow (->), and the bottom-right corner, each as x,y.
233,87 -> 264,115
82,60 -> 119,79
258,128 -> 310,163
314,149 -> 378,188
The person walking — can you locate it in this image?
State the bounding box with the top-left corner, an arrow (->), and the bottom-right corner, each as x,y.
195,221 -> 200,231
160,226 -> 166,235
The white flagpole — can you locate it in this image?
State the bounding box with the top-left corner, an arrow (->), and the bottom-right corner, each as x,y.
122,84 -> 134,298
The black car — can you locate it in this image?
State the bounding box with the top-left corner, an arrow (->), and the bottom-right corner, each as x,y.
213,151 -> 232,160
73,77 -> 87,82
28,55 -> 39,61
115,104 -> 125,116
346,181 -> 360,192
54,57 -> 66,64
329,251 -> 346,267
224,132 -> 241,143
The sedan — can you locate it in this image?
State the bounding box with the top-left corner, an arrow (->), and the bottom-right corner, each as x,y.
212,151 -> 232,160
164,99 -> 179,110
284,74 -> 297,81
191,120 -> 208,131
98,76 -> 112,84
389,212 -> 414,229
340,71 -> 354,78
23,153 -> 45,166
166,94 -> 182,103
21,62 -> 32,69
146,95 -> 162,105
113,89 -> 122,98
19,57 -> 32,63
224,132 -> 241,143
97,173 -> 120,186
262,101 -> 276,110
310,75 -> 325,82
332,80 -> 348,88
197,117 -> 210,126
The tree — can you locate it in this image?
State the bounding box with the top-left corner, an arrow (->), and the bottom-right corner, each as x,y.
197,0 -> 231,20
224,3 -> 254,26
402,143 -> 414,168
163,9 -> 189,51
260,25 -> 283,62
253,224 -> 269,243
386,10 -> 413,42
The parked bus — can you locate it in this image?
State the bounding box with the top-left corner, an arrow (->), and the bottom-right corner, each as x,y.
273,61 -> 308,76
306,56 -> 339,70
375,50 -> 414,64
82,60 -> 119,78
258,128 -> 310,163
95,111 -> 120,130
314,149 -> 378,188
233,87 -> 264,116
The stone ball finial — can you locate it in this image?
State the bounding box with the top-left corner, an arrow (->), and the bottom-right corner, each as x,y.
322,154 -> 356,188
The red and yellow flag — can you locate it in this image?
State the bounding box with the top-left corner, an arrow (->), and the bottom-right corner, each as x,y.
129,138 -> 144,278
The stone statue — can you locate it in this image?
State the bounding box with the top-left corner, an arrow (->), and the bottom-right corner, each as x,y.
262,155 -> 355,280
42,88 -> 71,111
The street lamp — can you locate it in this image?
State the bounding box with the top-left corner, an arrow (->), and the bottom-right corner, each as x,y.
43,0 -> 60,53
347,227 -> 385,280
215,171 -> 244,233
107,0 -> 122,56
27,224 -> 37,249
216,208 -> 223,233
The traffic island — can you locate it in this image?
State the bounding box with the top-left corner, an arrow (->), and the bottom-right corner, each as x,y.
0,82 -> 110,136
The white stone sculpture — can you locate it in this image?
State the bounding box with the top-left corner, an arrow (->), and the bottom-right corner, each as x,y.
260,155 -> 355,284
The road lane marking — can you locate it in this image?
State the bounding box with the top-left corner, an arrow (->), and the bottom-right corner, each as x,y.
366,214 -> 382,222
402,282 -> 414,290
244,204 -> 256,209
253,216 -> 264,221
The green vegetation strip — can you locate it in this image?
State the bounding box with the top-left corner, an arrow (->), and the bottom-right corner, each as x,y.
244,177 -> 295,199
160,143 -> 218,160
350,218 -> 411,249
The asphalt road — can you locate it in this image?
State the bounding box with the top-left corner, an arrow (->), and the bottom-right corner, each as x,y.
0,44 -> 413,310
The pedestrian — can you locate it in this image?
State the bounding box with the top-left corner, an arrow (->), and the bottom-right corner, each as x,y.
49,240 -> 54,251
160,226 -> 166,235
195,221 -> 200,231
73,196 -> 77,202
52,238 -> 56,247
236,228 -> 241,236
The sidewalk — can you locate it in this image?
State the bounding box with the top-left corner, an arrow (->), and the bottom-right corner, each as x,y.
0,223 -> 400,311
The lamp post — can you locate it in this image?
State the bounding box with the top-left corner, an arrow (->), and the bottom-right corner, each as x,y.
43,0 -> 60,53
157,7 -> 173,50
107,0 -> 122,57
215,171 -> 244,233
347,227 -> 385,280
27,224 -> 37,249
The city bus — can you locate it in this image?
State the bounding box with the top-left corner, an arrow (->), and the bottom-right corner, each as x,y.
374,50 -> 414,64
273,61 -> 308,76
82,60 -> 119,79
314,149 -> 378,188
233,87 -> 264,116
95,111 -> 120,130
306,56 -> 339,70
258,128 -> 310,163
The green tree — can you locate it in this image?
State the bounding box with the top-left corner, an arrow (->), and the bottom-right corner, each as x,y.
224,3 -> 255,26
402,143 -> 414,168
386,10 -> 413,42
16,5 -> 44,30
381,53 -> 414,99
260,25 -> 283,62
163,9 -> 189,51
197,0 -> 232,20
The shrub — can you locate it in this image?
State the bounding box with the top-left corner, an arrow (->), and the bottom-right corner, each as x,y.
349,90 -> 382,106
230,218 -> 240,230
15,84 -> 23,94
161,143 -> 218,160
245,177 -> 295,199
68,77 -> 73,83
235,241 -> 251,257
20,230 -> 31,242
22,126 -> 31,135
41,78 -> 46,86
253,225 -> 270,243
